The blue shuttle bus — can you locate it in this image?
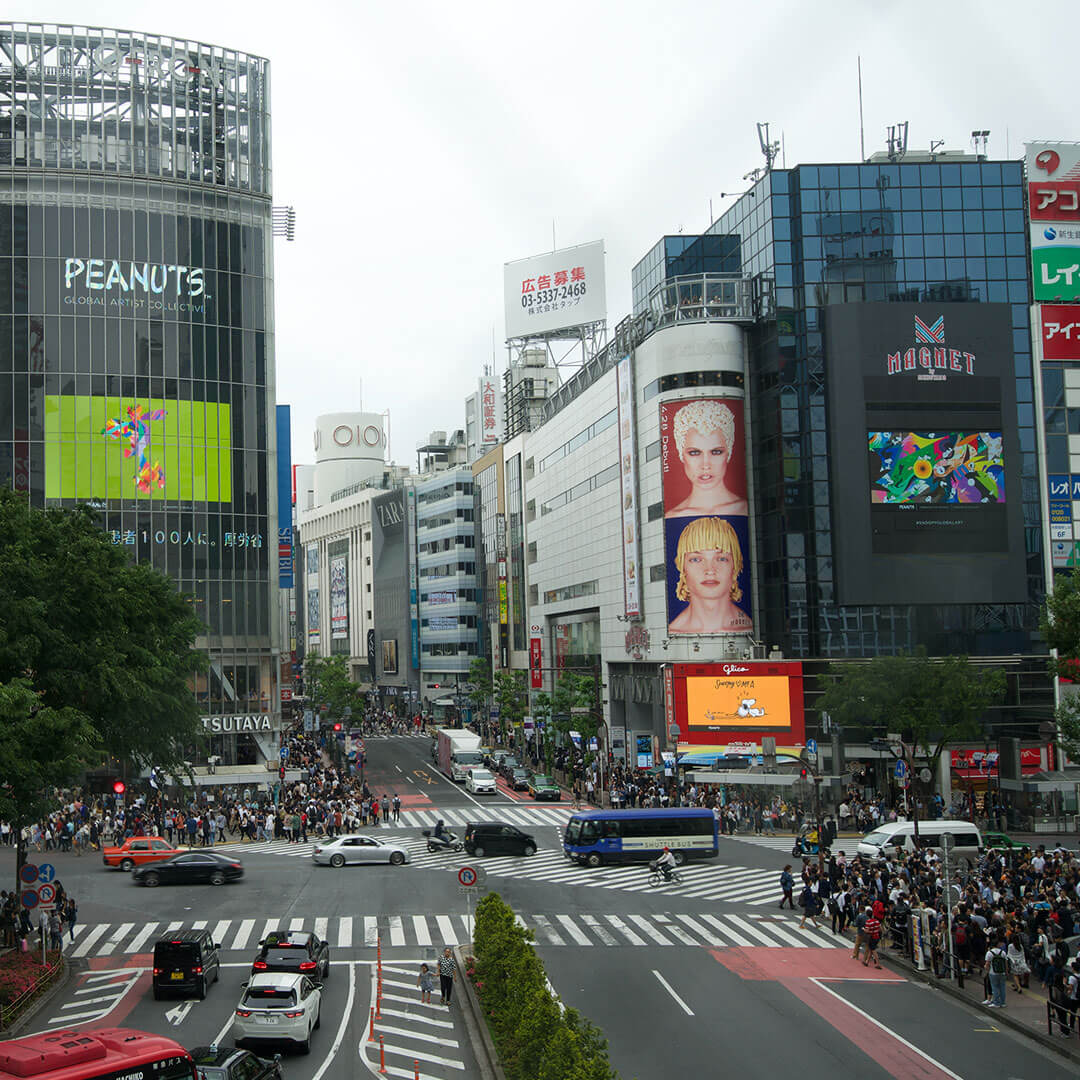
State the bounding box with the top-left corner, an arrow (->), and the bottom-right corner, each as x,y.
562,808 -> 719,867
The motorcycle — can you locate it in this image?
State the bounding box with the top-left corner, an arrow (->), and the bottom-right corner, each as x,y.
422,829 -> 463,853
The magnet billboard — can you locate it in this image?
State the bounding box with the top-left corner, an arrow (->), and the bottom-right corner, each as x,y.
660,397 -> 752,636
825,303 -> 1026,606
503,240 -> 606,339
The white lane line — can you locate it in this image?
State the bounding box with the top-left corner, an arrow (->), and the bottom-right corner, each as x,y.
604,915 -> 646,946
72,924 -> 109,958
311,960 -> 356,1080
652,970 -> 694,1016
49,1008 -> 109,1024
83,969 -> 140,983
337,917 -> 353,948
232,919 -> 256,951
581,914 -> 617,946
364,916 -> 378,947
388,916 -> 405,947
61,994 -> 121,1008
627,915 -> 672,946
555,915 -> 591,946
435,915 -> 458,946
374,1023 -> 459,1048
315,917 -> 329,941
123,922 -> 159,954
212,920 -> 231,948
97,923 -> 135,956
808,978 -> 964,1080
412,916 -> 432,947
379,1044 -> 466,1070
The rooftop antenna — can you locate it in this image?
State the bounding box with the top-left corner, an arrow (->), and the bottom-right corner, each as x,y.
929,139 -> 945,157
886,121 -> 909,162
971,129 -> 990,159
757,122 -> 780,172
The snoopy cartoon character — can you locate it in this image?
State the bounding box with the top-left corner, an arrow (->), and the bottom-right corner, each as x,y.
737,698 -> 766,718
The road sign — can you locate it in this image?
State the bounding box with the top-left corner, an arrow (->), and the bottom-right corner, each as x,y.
457,866 -> 478,888
279,746 -> 289,760
20,890 -> 38,909
37,864 -> 55,883
806,738 -> 818,755
919,767 -> 932,784
894,759 -> 908,779
19,864 -> 38,885
37,883 -> 56,906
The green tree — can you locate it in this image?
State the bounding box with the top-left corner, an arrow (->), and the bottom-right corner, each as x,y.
492,670 -> 527,742
532,691 -> 554,769
817,650 -> 1005,782
304,654 -> 364,720
550,671 -> 598,748
466,657 -> 493,712
1041,573 -> 1080,758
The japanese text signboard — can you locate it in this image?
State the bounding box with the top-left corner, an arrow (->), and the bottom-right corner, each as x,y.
503,240 -> 606,339
1027,143 -> 1080,302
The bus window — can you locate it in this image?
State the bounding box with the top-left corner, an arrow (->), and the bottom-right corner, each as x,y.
579,821 -> 600,843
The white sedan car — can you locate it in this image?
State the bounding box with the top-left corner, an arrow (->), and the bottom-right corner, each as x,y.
466,768 -> 498,795
312,834 -> 411,868
234,972 -> 322,1053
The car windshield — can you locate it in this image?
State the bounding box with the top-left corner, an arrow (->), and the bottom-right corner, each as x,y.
471,770 -> 494,781
265,947 -> 308,961
455,751 -> 483,764
243,987 -> 297,1007
862,830 -> 892,847
194,1068 -> 226,1080
564,821 -> 581,844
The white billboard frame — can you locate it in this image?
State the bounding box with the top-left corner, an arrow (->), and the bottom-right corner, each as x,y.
504,240 -> 606,340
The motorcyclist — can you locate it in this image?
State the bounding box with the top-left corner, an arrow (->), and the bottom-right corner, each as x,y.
654,846 -> 677,882
434,819 -> 447,841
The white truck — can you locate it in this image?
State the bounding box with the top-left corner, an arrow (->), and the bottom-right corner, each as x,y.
438,729 -> 484,782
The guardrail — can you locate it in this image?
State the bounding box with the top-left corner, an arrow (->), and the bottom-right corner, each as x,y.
0,952 -> 65,1030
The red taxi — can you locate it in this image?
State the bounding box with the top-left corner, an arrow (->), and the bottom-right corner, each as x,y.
103,836 -> 185,871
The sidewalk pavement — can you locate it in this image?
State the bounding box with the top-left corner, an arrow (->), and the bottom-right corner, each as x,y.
850,928 -> 1080,1063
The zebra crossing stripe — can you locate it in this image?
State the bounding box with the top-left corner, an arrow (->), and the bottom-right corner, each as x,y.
412,915 -> 431,947
364,916 -> 378,947
337,916 -> 353,948
581,914 -> 617,946
655,915 -> 702,948
628,914 -> 672,946
314,917 -> 329,941
259,918 -> 278,942
288,917 -> 304,932
123,922 -> 158,954
674,913 -> 724,947
212,920 -> 231,947
555,915 -> 591,946
96,923 -> 134,957
72,924 -> 109,958
435,915 -> 458,946
233,919 -> 256,951
531,915 -> 565,946
388,916 -> 405,947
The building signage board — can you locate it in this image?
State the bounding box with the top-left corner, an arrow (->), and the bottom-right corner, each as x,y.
615,355 -> 641,618
530,625 -> 543,690
407,488 -> 420,669
330,553 -> 348,639
1041,303 -> 1080,361
1028,143 -> 1080,302
478,377 -> 503,445
660,397 -> 752,637
276,405 -> 294,588
503,240 -> 606,339
201,714 -> 273,734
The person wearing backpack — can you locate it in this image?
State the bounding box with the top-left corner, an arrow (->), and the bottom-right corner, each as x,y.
985,935 -> 1009,1008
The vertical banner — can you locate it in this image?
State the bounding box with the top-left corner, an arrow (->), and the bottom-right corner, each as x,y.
330,553 -> 349,639
306,544 -> 320,647
366,628 -> 376,676
407,488 -> 420,669
276,405 -> 294,588
1027,142 -> 1080,302
615,355 -> 641,617
530,623 -> 543,689
479,376 -> 503,446
660,397 -> 753,635
555,623 -> 569,672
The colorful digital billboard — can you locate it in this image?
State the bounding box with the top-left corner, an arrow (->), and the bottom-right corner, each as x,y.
868,431 -> 1005,505
660,397 -> 752,636
43,395 -> 232,502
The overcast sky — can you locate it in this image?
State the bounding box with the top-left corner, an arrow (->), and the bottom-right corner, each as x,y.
9,1 -> 1076,465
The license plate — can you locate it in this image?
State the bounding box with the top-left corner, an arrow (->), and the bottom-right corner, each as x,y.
170,972 -> 184,981
257,1015 -> 278,1024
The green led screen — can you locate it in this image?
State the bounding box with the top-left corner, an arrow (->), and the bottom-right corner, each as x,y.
44,396 -> 233,503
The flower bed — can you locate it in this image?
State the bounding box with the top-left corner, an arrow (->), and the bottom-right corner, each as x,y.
469,893 -> 618,1080
0,948 -> 65,1029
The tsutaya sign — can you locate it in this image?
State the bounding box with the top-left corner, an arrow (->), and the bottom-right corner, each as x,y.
201,714 -> 273,734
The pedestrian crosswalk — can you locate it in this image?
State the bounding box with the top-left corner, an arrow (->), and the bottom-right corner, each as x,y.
723,835 -> 864,854
398,806 -> 574,829
61,912 -> 844,956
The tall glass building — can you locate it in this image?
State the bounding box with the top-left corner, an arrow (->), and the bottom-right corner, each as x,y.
0,24 -> 279,761
705,156 -> 1041,659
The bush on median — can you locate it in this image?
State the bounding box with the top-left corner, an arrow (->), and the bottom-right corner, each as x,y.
470,892 -> 618,1080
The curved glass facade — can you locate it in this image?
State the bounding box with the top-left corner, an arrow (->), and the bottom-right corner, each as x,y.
0,25 -> 277,749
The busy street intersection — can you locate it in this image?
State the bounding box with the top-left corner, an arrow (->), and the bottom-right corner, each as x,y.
1,733 -> 1075,1080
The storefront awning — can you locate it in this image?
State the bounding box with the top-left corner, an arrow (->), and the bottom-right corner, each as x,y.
998,770 -> 1080,794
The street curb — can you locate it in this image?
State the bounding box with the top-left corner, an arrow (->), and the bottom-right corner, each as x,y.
1,955 -> 82,1037
454,944 -> 506,1080
847,930 -> 1080,1065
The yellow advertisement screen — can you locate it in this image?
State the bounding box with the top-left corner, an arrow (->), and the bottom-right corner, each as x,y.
685,674 -> 792,730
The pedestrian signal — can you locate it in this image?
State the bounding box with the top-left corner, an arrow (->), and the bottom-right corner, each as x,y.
112,779 -> 126,795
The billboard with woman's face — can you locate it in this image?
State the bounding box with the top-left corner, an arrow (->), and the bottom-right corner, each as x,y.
660,397 -> 753,636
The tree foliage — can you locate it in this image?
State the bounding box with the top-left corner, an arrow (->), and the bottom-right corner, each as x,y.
304,654 -> 364,720
816,649 -> 1005,776
1041,573 -> 1080,758
466,657 -> 492,712
0,489 -> 205,776
493,669 -> 527,739
471,892 -> 617,1080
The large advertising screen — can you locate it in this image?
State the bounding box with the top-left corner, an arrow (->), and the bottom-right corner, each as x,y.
503,240 -> 606,339
825,303 -> 1025,605
44,395 -> 232,502
660,397 -> 752,636
669,661 -> 805,753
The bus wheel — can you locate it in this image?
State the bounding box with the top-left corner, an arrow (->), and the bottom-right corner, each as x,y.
673,852 -> 686,866
586,853 -> 603,868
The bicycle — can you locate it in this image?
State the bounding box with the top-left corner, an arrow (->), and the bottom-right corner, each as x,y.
647,865 -> 684,888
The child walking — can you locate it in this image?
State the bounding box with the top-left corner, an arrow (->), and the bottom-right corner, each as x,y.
417,963 -> 434,1004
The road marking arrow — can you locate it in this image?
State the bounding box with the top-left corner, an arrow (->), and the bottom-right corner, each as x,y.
165,1000 -> 194,1025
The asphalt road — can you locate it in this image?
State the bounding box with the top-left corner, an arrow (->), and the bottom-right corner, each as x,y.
4,734 -> 1075,1080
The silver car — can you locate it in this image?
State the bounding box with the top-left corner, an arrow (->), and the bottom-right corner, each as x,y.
311,834 -> 411,868
233,971 -> 322,1053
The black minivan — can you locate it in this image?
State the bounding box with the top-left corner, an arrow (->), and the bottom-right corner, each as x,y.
152,928 -> 221,1000
464,821 -> 537,857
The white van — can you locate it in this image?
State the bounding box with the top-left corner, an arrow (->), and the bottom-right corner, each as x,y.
856,819 -> 982,865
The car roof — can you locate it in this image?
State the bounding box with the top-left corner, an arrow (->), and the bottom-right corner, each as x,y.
469,820 -> 522,830
190,1046 -> 245,1067
248,971 -> 305,989
154,928 -> 208,945
263,931 -> 313,946
337,834 -> 384,843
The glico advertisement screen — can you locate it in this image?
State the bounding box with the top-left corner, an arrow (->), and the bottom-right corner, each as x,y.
825,303 -> 1025,606
665,661 -> 806,755
659,397 -> 753,637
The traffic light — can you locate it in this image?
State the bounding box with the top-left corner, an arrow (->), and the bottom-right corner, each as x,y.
333,722 -> 343,733
112,779 -> 126,795
278,765 -> 286,780
798,766 -> 809,780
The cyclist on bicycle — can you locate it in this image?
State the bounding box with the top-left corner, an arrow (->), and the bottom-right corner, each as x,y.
654,846 -> 677,882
